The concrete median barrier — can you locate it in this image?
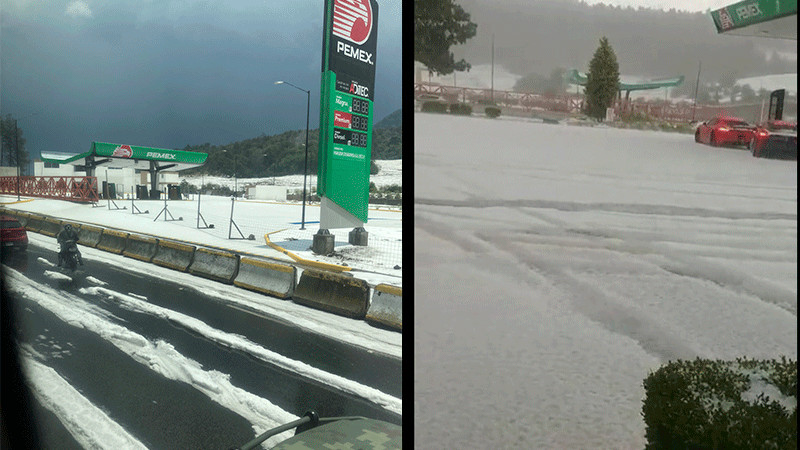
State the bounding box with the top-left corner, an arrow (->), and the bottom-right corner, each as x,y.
78,225 -> 103,248
96,229 -> 129,254
188,247 -> 239,284
24,214 -> 45,233
366,284 -> 402,331
152,240 -> 196,272
123,234 -> 159,262
293,269 -> 370,319
233,257 -> 296,299
38,217 -> 63,237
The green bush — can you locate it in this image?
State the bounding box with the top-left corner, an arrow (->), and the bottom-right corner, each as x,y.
642,357 -> 796,449
485,106 -> 502,118
449,103 -> 473,115
421,101 -> 448,113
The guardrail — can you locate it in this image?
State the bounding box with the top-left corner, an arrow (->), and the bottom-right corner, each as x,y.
2,208 -> 402,332
0,176 -> 99,203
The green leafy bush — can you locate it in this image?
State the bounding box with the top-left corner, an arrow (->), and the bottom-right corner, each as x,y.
449,103 -> 472,115
642,357 -> 796,449
485,106 -> 501,118
421,101 -> 448,113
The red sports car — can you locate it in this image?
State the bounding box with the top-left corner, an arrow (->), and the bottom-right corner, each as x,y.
749,120 -> 797,160
0,215 -> 28,252
695,116 -> 756,148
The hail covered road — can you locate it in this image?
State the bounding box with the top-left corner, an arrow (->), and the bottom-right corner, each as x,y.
3,233 -> 401,449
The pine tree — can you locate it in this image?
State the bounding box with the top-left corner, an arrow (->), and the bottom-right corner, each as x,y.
584,37 -> 620,120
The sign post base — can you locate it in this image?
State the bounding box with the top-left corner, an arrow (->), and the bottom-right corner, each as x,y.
320,196 -> 364,229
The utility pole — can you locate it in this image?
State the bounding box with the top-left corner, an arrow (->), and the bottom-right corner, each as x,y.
692,61 -> 702,122
491,33 -> 495,103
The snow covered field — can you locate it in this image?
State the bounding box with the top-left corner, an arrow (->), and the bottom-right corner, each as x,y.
181,159 -> 402,192
414,113 -> 796,448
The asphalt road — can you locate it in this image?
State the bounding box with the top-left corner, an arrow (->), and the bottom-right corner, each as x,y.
2,239 -> 401,449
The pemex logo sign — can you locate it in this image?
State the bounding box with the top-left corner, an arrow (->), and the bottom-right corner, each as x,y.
112,144 -> 133,158
718,7 -> 734,30
332,0 -> 373,45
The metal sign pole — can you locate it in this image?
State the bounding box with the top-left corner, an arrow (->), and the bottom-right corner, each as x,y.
197,189 -> 201,228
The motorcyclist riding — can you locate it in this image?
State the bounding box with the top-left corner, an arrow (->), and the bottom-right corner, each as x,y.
56,224 -> 83,267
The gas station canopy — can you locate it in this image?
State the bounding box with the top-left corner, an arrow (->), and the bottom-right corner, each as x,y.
710,0 -> 797,39
41,142 -> 208,173
566,69 -> 685,92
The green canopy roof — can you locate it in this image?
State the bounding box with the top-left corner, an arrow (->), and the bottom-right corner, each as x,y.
41,142 -> 207,172
710,0 -> 797,39
566,69 -> 685,92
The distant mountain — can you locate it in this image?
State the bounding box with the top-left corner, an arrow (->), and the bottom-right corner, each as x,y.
375,108 -> 402,129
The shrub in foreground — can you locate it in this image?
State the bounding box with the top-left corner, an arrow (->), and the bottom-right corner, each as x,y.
642,357 -> 796,449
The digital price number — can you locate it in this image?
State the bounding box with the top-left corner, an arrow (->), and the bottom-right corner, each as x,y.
350,131 -> 368,148
334,129 -> 368,148
351,113 -> 369,132
351,97 -> 370,116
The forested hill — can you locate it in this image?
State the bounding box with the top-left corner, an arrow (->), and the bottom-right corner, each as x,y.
375,108 -> 402,128
182,109 -> 401,177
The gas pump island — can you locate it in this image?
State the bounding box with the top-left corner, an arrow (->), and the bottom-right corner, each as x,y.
315,0 -> 379,251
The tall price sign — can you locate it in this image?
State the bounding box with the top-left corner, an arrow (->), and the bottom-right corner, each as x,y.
318,0 -> 378,228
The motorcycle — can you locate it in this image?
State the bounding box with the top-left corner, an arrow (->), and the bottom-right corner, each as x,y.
60,240 -> 82,272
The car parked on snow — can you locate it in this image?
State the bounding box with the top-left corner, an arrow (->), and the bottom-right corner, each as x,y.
695,116 -> 756,148
749,120 -> 797,160
0,215 -> 28,253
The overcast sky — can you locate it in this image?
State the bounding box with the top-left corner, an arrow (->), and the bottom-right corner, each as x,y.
1,0 -> 401,160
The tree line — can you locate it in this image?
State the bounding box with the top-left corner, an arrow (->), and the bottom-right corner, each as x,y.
0,115 -> 30,172
181,109 -> 401,178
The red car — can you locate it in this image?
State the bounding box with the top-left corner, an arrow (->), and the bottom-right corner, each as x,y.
695,116 -> 756,148
749,120 -> 797,160
0,215 -> 28,252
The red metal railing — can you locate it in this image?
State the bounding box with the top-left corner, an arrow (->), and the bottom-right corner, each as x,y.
414,82 -> 797,124
0,176 -> 99,203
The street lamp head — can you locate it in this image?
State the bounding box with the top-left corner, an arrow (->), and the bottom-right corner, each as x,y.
274,81 -> 284,85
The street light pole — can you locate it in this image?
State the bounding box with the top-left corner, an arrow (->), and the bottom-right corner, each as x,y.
275,80 -> 311,230
222,149 -> 237,198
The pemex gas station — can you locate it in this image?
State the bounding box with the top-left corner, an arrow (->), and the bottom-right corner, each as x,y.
38,142 -> 207,201
3,0 -> 383,251
0,142 -> 207,204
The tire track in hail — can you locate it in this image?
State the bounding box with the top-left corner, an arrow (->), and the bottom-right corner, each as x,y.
477,231 -> 705,363
511,209 -> 797,316
416,197 -> 796,221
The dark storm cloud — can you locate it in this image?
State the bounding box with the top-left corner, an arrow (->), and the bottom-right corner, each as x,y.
1,0 -> 401,159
